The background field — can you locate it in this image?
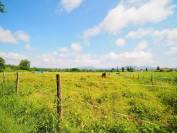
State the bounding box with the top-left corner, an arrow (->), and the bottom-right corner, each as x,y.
0,72 -> 177,133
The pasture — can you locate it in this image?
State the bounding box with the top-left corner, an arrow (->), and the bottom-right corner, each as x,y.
0,72 -> 177,132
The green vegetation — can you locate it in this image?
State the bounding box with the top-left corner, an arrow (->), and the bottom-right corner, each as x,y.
0,72 -> 177,132
0,57 -> 5,72
19,59 -> 30,70
0,1 -> 5,13
127,66 -> 134,72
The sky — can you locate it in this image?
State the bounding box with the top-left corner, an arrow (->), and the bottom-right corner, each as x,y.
0,0 -> 177,68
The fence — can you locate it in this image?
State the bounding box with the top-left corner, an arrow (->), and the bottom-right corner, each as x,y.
0,72 -> 176,130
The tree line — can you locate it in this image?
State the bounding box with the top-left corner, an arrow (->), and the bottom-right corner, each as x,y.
0,57 -> 136,72
0,57 -> 30,72
0,57 -> 175,72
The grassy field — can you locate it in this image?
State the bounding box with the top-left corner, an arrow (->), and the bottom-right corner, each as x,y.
0,72 -> 177,133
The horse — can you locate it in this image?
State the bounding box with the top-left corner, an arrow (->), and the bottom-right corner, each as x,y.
101,72 -> 106,78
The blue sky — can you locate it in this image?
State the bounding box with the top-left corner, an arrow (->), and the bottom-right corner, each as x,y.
0,0 -> 177,68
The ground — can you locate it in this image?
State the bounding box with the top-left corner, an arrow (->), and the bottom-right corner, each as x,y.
0,72 -> 177,132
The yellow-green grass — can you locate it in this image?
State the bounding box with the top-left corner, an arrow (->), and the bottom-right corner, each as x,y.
0,72 -> 177,132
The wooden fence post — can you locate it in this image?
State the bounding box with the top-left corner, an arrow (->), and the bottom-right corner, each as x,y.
151,74 -> 153,85
56,74 -> 63,119
2,72 -> 5,83
16,72 -> 19,95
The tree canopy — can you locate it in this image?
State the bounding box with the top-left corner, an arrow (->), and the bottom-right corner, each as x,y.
157,66 -> 160,71
19,59 -> 30,70
127,66 -> 134,72
0,1 -> 5,13
0,57 -> 5,71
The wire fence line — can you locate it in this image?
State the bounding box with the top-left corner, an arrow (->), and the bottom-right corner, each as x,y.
0,72 -> 175,79
63,80 -> 172,88
0,72 -> 175,129
73,99 -> 166,128
0,73 -> 174,89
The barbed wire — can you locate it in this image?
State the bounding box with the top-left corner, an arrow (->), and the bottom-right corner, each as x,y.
62,80 -> 172,88
0,72 -> 173,129
67,99 -> 166,127
0,77 -> 173,88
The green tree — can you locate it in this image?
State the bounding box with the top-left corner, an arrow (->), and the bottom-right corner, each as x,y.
70,68 -> 80,72
121,67 -> 125,72
0,1 -> 5,13
19,59 -> 30,70
0,57 -> 5,71
127,66 -> 134,72
157,66 -> 160,71
111,68 -> 115,72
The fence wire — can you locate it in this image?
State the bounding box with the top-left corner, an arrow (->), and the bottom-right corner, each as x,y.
0,72 -> 175,129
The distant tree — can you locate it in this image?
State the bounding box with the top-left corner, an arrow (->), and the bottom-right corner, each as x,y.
121,67 -> 125,72
0,57 -> 5,71
127,66 -> 134,72
0,1 -> 5,13
70,68 -> 80,72
19,59 -> 30,70
5,64 -> 18,71
111,68 -> 115,72
156,66 -> 160,71
146,68 -> 148,71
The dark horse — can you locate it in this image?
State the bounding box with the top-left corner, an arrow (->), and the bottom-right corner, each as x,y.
101,72 -> 106,78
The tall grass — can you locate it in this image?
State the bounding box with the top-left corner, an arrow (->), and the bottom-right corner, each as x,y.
0,72 -> 177,132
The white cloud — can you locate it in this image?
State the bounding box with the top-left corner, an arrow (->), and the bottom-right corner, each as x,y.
70,42 -> 82,52
59,42 -> 82,54
127,28 -> 153,38
127,27 -> 177,54
0,46 -> 152,68
83,26 -> 100,40
84,0 -> 174,38
60,0 -> 83,12
0,40 -> 154,68
127,28 -> 177,44
165,28 -> 177,46
0,51 -> 26,64
104,41 -> 152,66
167,46 -> 177,54
30,40 -> 153,68
115,38 -> 126,47
0,27 -> 31,49
104,51 -> 153,66
135,41 -> 148,51
0,27 -> 17,44
58,47 -> 69,53
15,31 -> 30,42
32,51 -> 100,68
24,43 -> 32,50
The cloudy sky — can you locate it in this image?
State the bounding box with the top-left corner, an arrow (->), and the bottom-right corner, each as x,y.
0,0 -> 177,68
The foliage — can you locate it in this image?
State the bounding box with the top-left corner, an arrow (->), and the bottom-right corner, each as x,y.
0,1 -> 5,13
0,57 -> 5,71
122,67 -> 125,72
127,66 -> 134,72
19,59 -> 30,70
70,68 -> 81,72
146,68 -> 148,71
156,66 -> 160,71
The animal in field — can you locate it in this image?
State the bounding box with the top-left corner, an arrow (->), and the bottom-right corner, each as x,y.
101,72 -> 106,78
